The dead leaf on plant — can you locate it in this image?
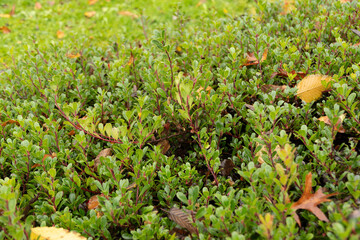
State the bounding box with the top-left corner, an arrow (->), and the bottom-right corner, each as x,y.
168,207 -> 197,234
157,140 -> 170,154
243,49 -> 268,66
220,159 -> 235,176
296,75 -> 332,103
260,84 -> 286,93
290,172 -> 338,226
94,148 -> 112,169
318,114 -> 346,133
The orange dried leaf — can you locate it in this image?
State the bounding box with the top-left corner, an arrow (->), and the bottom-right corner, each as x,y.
281,0 -> 295,15
0,26 -> 11,34
88,0 -> 98,5
118,11 -> 138,18
296,75 -> 332,103
127,53 -> 134,66
66,52 -> 81,59
84,11 -> 96,18
1,120 -> 19,127
291,172 -> 338,226
35,2 -> 42,9
56,30 -> 65,39
244,49 -> 268,66
87,195 -> 101,210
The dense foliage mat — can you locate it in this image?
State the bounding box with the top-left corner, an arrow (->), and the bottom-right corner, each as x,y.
0,0 -> 360,239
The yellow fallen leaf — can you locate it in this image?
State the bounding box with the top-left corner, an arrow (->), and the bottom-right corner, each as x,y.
84,11 -> 96,18
118,11 -> 138,18
0,14 -> 11,18
296,75 -> 332,103
30,227 -> 86,240
35,2 -> 42,9
56,30 -> 65,39
88,0 -> 98,5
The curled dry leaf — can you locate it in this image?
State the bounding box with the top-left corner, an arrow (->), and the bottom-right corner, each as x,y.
168,207 -> 197,234
30,227 -> 86,240
290,172 -> 338,226
318,114 -> 346,133
1,119 -> 20,127
196,86 -> 212,99
243,49 -> 268,66
296,75 -> 332,103
157,140 -> 170,154
220,159 -> 235,177
118,11 -> 138,18
94,148 -> 112,169
84,11 -> 96,18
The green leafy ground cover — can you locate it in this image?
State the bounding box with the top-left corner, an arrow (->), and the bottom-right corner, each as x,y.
0,0 -> 360,239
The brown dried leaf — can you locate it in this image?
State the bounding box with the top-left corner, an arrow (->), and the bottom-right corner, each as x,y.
220,159 -> 235,176
261,84 -> 286,93
157,140 -> 170,154
291,172 -> 338,226
94,148 -> 112,169
296,75 -> 332,103
168,207 -> 197,234
318,114 -> 346,133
